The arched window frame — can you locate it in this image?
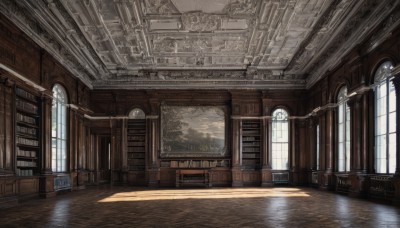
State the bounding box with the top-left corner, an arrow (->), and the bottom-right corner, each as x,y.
374,61 -> 396,174
52,84 -> 68,173
337,86 -> 350,172
270,108 -> 290,170
129,108 -> 146,119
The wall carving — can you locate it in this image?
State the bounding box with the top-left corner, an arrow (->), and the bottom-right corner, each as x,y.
181,12 -> 220,32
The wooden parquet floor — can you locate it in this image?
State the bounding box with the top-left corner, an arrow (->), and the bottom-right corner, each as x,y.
0,186 -> 399,228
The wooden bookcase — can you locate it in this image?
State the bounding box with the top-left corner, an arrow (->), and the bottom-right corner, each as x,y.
241,120 -> 261,170
14,87 -> 40,176
127,119 -> 146,172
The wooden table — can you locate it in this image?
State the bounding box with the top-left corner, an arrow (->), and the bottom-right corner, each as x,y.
175,169 -> 212,188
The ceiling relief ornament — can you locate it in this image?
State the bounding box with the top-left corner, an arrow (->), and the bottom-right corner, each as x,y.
181,12 -> 220,32
223,0 -> 256,15
145,0 -> 179,14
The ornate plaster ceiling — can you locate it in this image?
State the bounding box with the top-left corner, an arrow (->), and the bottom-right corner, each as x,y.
0,0 -> 399,90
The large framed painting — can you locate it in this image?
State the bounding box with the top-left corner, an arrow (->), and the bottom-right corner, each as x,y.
160,105 -> 228,157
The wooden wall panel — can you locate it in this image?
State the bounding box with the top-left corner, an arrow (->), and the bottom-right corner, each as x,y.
159,168 -> 175,187
18,178 -> 39,196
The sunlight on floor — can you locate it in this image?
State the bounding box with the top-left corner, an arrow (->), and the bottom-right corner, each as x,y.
98,188 -> 310,202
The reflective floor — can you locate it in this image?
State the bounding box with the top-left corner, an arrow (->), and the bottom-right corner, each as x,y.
1,186 -> 400,227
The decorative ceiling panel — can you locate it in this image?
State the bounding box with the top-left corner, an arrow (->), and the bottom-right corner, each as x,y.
0,0 -> 399,89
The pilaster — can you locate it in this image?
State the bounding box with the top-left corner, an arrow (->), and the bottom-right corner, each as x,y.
261,118 -> 272,186
147,115 -> 159,187
231,118 -> 243,187
322,108 -> 334,190
39,93 -> 55,198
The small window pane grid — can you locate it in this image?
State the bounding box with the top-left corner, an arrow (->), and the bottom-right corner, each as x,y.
271,109 -> 289,170
52,85 -> 67,173
374,61 -> 396,174
337,87 -> 350,172
316,125 -> 320,170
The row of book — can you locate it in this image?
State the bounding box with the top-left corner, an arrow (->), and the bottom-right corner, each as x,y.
127,136 -> 145,141
17,160 -> 37,167
242,136 -> 260,141
16,113 -> 36,125
16,125 -> 37,136
16,99 -> 38,114
127,129 -> 146,134
242,147 -> 260,152
169,160 -> 230,168
17,137 -> 39,146
243,142 -> 260,146
16,168 -> 34,176
16,88 -> 36,101
128,166 -> 145,171
242,153 -> 260,158
128,160 -> 145,166
242,124 -> 260,128
127,148 -> 145,153
128,153 -> 145,158
128,141 -> 145,146
243,130 -> 261,135
17,148 -> 37,158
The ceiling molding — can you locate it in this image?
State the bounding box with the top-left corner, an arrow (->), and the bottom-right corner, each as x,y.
0,0 -> 398,90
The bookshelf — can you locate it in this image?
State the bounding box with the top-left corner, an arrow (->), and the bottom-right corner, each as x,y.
15,87 -> 40,176
127,119 -> 146,172
241,120 -> 261,170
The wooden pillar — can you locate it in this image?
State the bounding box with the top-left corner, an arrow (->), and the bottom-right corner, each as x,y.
121,119 -> 127,171
261,118 -> 269,168
347,92 -> 368,197
261,117 -> 272,186
40,94 -> 53,174
147,115 -> 159,187
0,75 -> 12,174
39,93 -> 55,198
291,119 -> 297,171
347,95 -> 362,173
0,76 -> 8,173
323,108 -> 334,190
308,119 -> 316,171
3,78 -> 13,174
231,118 -> 243,187
361,93 -> 369,173
291,118 -> 300,185
69,108 -> 78,189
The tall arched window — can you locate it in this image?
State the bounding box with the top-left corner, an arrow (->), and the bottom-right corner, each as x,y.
271,108 -> 289,170
337,87 -> 350,172
374,61 -> 395,174
52,84 -> 67,172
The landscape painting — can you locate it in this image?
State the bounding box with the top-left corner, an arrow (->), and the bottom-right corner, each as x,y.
160,106 -> 227,157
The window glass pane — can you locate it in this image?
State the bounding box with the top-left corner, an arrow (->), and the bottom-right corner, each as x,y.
52,84 -> 68,172
389,133 -> 396,173
271,109 -> 289,170
374,61 -> 395,174
337,87 -> 349,172
389,83 -> 396,112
